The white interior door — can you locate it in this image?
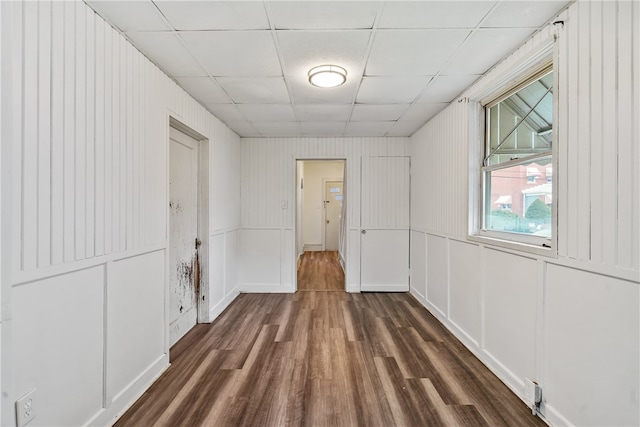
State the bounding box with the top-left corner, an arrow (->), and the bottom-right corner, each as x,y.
169,127 -> 198,346
360,157 -> 410,292
324,181 -> 343,251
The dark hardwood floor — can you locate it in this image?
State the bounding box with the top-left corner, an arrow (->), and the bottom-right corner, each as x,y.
297,251 -> 344,291
115,291 -> 544,427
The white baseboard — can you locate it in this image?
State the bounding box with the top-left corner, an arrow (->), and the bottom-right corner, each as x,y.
240,283 -> 295,293
208,288 -> 240,322
360,284 -> 409,292
87,354 -> 168,427
303,244 -> 322,251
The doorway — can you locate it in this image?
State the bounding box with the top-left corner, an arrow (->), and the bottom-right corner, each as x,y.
295,160 -> 346,291
168,123 -> 208,348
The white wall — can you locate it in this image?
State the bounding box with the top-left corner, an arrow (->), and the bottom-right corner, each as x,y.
410,1 -> 639,426
240,137 -> 410,292
0,2 -> 241,426
301,161 -> 344,251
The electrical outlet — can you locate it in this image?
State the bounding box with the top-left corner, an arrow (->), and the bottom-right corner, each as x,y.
15,389 -> 36,427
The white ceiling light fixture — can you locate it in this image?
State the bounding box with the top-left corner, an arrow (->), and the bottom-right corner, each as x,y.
308,65 -> 347,88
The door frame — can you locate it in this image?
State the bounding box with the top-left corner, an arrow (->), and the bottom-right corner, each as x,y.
166,116 -> 209,354
321,178 -> 343,251
294,158 -> 347,292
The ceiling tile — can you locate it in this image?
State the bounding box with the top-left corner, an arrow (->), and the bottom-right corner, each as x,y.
179,31 -> 282,76
378,1 -> 496,29
367,30 -> 470,76
300,122 -> 347,137
268,2 -> 380,30
224,121 -> 259,137
345,121 -> 395,137
482,1 -> 567,28
294,105 -> 352,122
176,77 -> 231,104
357,77 -> 431,104
288,78 -> 358,105
350,105 -> 409,122
217,77 -> 290,104
203,104 -> 246,122
251,122 -> 301,136
417,75 -> 481,103
126,32 -> 205,77
154,1 -> 269,30
277,31 -> 369,80
236,105 -> 296,122
386,120 -> 428,136
400,103 -> 449,122
441,28 -> 536,75
86,1 -> 170,32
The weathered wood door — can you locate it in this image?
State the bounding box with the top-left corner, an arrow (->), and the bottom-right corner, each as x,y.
169,127 -> 199,346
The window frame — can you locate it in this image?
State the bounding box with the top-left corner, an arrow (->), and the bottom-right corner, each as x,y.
467,47 -> 558,257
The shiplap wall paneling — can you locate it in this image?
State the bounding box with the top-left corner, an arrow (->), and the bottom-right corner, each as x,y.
4,1 -> 242,425
557,1 -> 639,270
361,157 -> 410,229
411,102 -> 468,238
50,1 -> 63,266
10,1 -> 22,275
409,2 -> 639,426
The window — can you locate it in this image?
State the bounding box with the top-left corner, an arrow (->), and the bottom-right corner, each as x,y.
481,67 -> 553,246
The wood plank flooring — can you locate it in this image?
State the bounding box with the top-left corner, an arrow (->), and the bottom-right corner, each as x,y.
115,291 -> 544,427
297,251 -> 344,291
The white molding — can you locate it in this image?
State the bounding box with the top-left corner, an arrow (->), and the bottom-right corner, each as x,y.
208,287 -> 240,323
88,354 -> 168,427
360,284 -> 409,292
239,283 -> 295,293
11,244 -> 166,287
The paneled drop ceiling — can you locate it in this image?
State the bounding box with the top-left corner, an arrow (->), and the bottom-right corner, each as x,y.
85,1 -> 571,137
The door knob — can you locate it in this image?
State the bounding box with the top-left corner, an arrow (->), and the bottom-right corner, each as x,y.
326,220 -> 330,224
361,229 -> 367,235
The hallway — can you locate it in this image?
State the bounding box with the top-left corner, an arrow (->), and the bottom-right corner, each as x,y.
297,251 -> 344,291
119,254 -> 538,426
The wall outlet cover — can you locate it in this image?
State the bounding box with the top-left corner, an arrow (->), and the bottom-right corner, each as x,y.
15,389 -> 36,427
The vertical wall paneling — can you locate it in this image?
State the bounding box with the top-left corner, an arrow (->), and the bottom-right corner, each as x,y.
74,1 -> 86,260
240,137 -> 410,291
633,0 -> 640,273
410,2 -> 639,426
616,0 -> 634,270
37,0 -> 51,268
50,1 -> 64,266
85,6 -> 95,259
576,0 -> 591,262
589,0 -> 604,265
22,1 -> 38,271
62,1 -> 75,264
4,1 -> 242,425
95,17 -> 105,257
601,1 -> 619,267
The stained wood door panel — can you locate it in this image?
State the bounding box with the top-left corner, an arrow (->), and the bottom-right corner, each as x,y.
116,292 -> 544,427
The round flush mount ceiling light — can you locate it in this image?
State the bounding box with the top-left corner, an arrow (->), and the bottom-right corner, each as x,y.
308,65 -> 347,88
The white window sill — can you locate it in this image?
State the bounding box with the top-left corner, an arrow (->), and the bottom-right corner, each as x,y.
467,233 -> 557,258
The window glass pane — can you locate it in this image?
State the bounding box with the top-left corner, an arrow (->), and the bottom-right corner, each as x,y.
486,71 -> 553,166
485,158 -> 552,237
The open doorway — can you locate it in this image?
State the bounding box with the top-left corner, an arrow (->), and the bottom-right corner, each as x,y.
295,160 -> 346,291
